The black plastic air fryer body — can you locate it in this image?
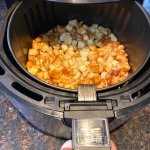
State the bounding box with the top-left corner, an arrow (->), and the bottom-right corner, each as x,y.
0,0 -> 150,139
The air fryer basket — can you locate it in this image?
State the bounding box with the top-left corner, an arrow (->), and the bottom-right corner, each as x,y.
7,0 -> 150,92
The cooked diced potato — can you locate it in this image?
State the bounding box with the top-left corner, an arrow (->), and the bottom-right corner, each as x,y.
69,57 -> 76,66
26,19 -> 130,90
61,43 -> 68,52
79,65 -> 87,72
73,72 -> 81,80
28,65 -> 39,75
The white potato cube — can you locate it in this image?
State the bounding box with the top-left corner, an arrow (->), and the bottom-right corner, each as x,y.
60,32 -> 70,42
72,40 -> 77,46
98,26 -> 108,35
86,39 -> 94,45
109,33 -> 117,41
64,35 -> 72,45
83,33 -> 89,41
65,24 -> 74,32
88,27 -> 96,33
83,24 -> 89,30
78,41 -> 85,49
95,32 -> 103,39
69,19 -> 79,28
60,33 -> 66,42
91,23 -> 98,29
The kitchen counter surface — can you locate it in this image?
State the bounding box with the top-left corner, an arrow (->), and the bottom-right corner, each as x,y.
0,0 -> 150,150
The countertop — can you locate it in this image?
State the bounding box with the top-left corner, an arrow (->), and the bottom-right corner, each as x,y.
0,0 -> 150,149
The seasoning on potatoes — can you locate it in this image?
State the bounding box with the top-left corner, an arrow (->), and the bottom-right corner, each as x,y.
26,19 -> 131,90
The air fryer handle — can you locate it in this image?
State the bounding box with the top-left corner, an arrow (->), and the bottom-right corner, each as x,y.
0,1 -> 19,46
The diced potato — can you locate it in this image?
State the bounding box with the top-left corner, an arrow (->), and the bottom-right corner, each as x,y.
39,43 -> 49,52
53,49 -> 60,56
98,26 -> 108,35
88,45 -> 96,51
32,40 -> 41,49
101,71 -> 107,79
42,59 -> 49,70
87,72 -> 95,78
64,35 -> 73,45
28,55 -> 36,62
88,27 -> 96,33
69,19 -> 79,28
69,57 -> 76,66
53,44 -> 60,50
86,39 -> 94,45
28,65 -> 39,76
89,64 -> 99,73
82,33 -> 89,41
97,57 -> 103,63
63,61 -> 70,68
95,32 -> 103,39
109,33 -> 117,41
88,51 -> 99,60
65,24 -> 74,32
92,73 -> 101,84
79,65 -> 87,72
53,58 -> 62,67
49,64 -> 55,70
83,24 -> 89,30
46,47 -> 53,55
76,57 -> 82,62
78,41 -> 86,49
76,27 -> 85,34
61,43 -> 68,52
73,72 -> 81,80
65,49 -> 75,57
72,40 -> 77,46
56,25 -> 66,34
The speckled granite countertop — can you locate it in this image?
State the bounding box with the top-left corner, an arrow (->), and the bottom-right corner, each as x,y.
0,0 -> 150,150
